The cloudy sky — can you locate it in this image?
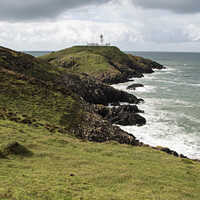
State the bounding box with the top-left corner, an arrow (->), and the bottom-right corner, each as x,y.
0,0 -> 200,51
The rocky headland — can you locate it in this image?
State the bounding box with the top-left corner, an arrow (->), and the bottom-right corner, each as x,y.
0,45 -> 189,158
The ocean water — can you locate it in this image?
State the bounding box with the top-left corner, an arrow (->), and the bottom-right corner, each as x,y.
23,51 -> 52,57
26,51 -> 200,159
113,52 -> 200,159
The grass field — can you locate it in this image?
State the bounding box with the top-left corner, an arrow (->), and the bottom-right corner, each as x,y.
1,119 -> 200,199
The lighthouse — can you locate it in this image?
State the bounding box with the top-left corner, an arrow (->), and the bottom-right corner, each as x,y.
99,34 -> 104,45
87,34 -> 110,46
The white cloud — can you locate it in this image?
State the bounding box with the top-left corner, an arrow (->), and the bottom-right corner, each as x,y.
185,24 -> 200,41
0,20 -> 139,50
0,0 -> 200,51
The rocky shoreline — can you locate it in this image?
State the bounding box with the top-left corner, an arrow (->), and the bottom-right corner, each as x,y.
0,45 -> 194,160
104,65 -> 196,160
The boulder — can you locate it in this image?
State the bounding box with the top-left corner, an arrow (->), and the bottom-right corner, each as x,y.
155,146 -> 179,157
106,112 -> 146,126
127,84 -> 144,90
97,105 -> 146,126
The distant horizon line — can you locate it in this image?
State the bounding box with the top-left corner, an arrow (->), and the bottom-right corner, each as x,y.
22,50 -> 200,53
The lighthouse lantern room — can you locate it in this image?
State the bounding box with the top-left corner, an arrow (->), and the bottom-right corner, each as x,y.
99,34 -> 104,45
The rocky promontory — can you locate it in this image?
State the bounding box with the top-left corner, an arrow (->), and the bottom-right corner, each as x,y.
39,46 -> 164,84
1,45 -> 180,157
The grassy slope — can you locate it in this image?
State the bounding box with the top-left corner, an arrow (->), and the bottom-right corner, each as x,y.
0,68 -> 83,132
49,51 -> 119,77
40,46 -> 131,65
0,119 -> 200,199
39,46 -> 133,77
0,46 -> 63,82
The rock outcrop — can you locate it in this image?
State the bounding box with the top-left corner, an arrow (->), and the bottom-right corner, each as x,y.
127,84 -> 144,90
77,111 -> 140,145
97,105 -> 146,126
57,73 -> 142,105
128,54 -> 165,74
154,146 -> 187,158
39,46 -> 164,85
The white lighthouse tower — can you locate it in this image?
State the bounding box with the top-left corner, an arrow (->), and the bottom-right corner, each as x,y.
87,34 -> 110,46
99,34 -> 104,45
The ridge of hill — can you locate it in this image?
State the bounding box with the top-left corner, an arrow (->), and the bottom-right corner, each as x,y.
0,46 -> 141,105
39,46 -> 164,84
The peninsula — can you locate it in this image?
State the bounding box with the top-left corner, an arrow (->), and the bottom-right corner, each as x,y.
0,45 -> 199,199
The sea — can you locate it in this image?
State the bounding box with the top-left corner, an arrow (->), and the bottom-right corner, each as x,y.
26,51 -> 200,159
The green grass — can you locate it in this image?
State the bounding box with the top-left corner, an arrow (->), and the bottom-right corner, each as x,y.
40,46 -> 132,66
0,46 -> 63,83
0,119 -> 200,199
50,51 -> 119,76
0,68 -> 83,131
39,46 -> 133,78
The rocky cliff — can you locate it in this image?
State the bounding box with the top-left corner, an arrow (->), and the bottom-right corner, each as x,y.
0,45 -> 163,147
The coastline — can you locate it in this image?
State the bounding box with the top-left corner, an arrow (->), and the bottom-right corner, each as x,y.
26,49 -> 199,161
1,46 -> 200,199
111,66 -> 200,161
110,69 -> 189,160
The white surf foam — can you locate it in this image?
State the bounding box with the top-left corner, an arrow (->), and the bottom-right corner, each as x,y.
120,124 -> 200,159
110,66 -> 200,159
118,97 -> 200,159
112,81 -> 157,94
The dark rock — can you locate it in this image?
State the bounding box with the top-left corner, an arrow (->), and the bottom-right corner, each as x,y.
21,118 -> 32,124
127,84 -> 144,90
97,106 -> 110,118
105,113 -> 146,126
115,105 -> 141,113
60,60 -> 76,69
179,154 -> 187,158
100,72 -> 129,85
110,102 -> 120,106
156,146 -> 179,157
100,61 -> 143,84
77,117 -> 140,146
97,105 -> 146,126
10,117 -> 21,122
106,112 -> 146,126
70,174 -> 75,176
58,73 -> 142,105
